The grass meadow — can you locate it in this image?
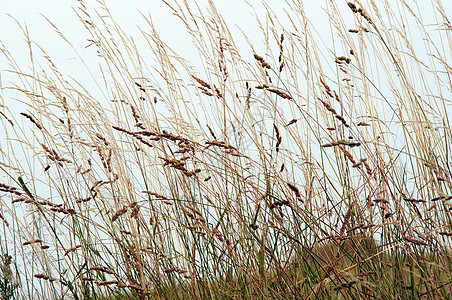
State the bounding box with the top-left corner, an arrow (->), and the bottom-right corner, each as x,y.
1,0 -> 452,298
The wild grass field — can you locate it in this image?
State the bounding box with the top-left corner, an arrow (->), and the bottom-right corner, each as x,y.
0,0 -> 451,299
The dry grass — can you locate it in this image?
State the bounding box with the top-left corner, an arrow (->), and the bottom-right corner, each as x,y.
0,0 -> 451,299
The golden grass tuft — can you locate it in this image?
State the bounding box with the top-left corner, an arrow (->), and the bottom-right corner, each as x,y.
0,0 -> 451,299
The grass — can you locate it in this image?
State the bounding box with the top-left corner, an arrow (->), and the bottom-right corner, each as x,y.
0,0 -> 451,298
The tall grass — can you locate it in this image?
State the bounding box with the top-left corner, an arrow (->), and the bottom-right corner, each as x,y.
0,0 -> 451,298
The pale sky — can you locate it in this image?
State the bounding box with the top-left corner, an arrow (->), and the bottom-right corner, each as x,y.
1,1 -> 297,99
1,0 -> 451,112
0,0 -> 333,113
0,1 -> 331,65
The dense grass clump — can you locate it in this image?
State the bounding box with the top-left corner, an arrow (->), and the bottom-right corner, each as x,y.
0,0 -> 451,298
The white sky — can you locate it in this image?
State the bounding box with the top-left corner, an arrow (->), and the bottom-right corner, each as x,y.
0,1 -> 288,98
0,0 -> 333,115
2,0 -> 451,74
0,0 -> 330,67
1,0 -> 451,118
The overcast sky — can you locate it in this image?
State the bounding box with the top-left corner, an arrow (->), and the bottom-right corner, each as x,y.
0,0 -> 333,109
0,1 -> 294,95
1,0 -> 290,58
0,1 -> 335,65
2,0 -> 451,68
1,0 -> 451,111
